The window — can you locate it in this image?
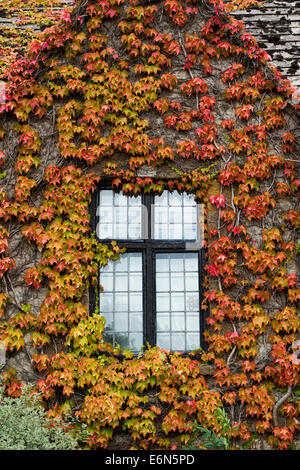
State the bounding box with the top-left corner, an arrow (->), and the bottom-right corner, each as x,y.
90,185 -> 205,353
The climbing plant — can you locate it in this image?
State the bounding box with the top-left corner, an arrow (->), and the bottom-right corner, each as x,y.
0,0 -> 72,78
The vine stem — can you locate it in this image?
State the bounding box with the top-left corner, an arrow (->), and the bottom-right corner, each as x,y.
3,274 -> 23,312
177,27 -> 199,110
272,385 -> 292,427
226,346 -> 236,366
227,322 -> 237,365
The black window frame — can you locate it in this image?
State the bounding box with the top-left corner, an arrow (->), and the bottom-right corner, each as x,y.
89,180 -> 208,353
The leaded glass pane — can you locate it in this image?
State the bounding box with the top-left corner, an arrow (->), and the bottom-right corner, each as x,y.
156,333 -> 171,350
156,272 -> 170,292
129,312 -> 143,331
155,253 -> 200,351
128,333 -> 143,352
171,293 -> 185,311
171,333 -> 185,351
100,272 -> 113,291
156,292 -> 170,311
100,253 -> 143,353
156,254 -> 170,272
129,273 -> 142,292
172,313 -> 185,330
169,224 -> 183,240
170,254 -> 184,272
115,272 -> 128,292
157,313 -> 170,331
97,190 -> 142,240
129,253 -> 142,271
186,333 -> 200,350
153,191 -> 198,240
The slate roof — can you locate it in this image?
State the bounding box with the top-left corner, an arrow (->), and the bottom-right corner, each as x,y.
230,0 -> 300,90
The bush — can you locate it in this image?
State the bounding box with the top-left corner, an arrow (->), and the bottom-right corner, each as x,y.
0,379 -> 82,450
184,407 -> 232,450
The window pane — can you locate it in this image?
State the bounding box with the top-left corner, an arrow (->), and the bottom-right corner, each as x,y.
101,293 -> 113,312
114,312 -> 128,332
129,253 -> 142,271
129,312 -> 143,331
115,272 -> 128,292
156,333 -> 171,350
113,333 -> 131,350
114,192 -> 127,206
115,206 -> 127,223
115,223 -> 127,239
100,190 -> 113,206
128,224 -> 141,239
97,190 -> 142,240
153,191 -> 198,240
154,224 -> 168,239
157,313 -> 170,331
129,333 -> 143,351
186,293 -> 199,312
184,224 -> 197,240
115,294 -> 128,312
171,293 -> 185,311
186,333 -> 200,350
169,191 -> 183,206
100,253 -> 143,353
98,207 -> 110,223
115,256 -> 128,272
101,260 -> 113,273
186,314 -> 200,330
156,272 -> 170,292
100,273 -> 113,291
155,192 -> 168,206
155,253 -> 200,351
156,292 -> 170,311
172,313 -> 185,330
169,224 -> 183,240
186,272 -> 199,291
97,222 -> 112,239
171,333 -> 185,351
183,193 -> 196,206
103,311 -> 114,331
129,293 -> 143,311
169,207 -> 182,224
184,206 -> 196,224
156,254 -> 169,272
184,253 -> 198,271
170,254 -> 184,272
170,272 -> 182,291
129,273 -> 142,292
128,207 -> 141,222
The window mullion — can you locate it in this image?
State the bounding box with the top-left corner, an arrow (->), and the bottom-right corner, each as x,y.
199,249 -> 207,350
145,194 -> 155,346
144,245 -> 155,347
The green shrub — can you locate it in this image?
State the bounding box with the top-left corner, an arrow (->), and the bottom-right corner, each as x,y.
184,407 -> 232,450
0,379 -> 84,450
